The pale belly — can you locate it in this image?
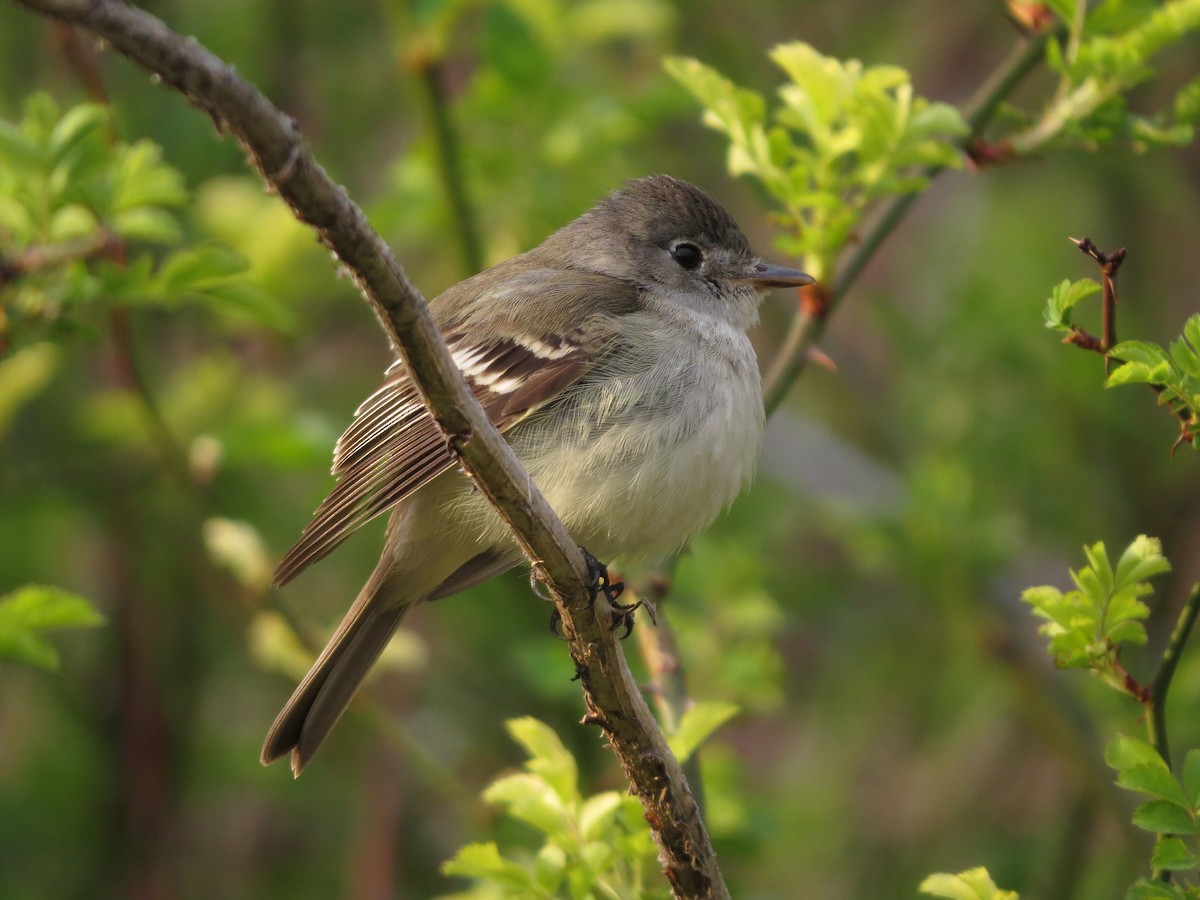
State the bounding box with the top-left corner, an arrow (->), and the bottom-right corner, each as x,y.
436,323 -> 765,567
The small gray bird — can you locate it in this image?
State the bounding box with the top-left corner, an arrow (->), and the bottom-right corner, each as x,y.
262,175 -> 813,774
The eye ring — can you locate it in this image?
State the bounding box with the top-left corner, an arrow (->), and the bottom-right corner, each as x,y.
670,242 -> 703,270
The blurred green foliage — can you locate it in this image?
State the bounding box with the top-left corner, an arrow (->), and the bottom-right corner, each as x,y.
1,0 -> 1200,898
441,717 -> 668,899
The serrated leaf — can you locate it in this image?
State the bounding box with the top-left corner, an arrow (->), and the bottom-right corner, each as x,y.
111,140 -> 188,209
578,791 -> 623,840
1170,336 -> 1200,379
0,585 -> 103,670
1107,734 -> 1169,771
1151,836 -> 1200,872
1184,314 -> 1200,356
442,842 -> 539,890
1119,764 -> 1190,807
111,207 -> 181,244
919,866 -> 1019,899
504,717 -> 578,805
155,245 -> 250,292
1133,799 -> 1195,835
483,773 -> 570,836
1107,360 -> 1170,387
1127,877 -> 1189,900
667,700 -> 739,763
1183,750 -> 1200,807
1045,278 -> 1101,328
46,204 -> 100,242
1110,340 -> 1172,367
48,103 -> 110,167
1115,536 -> 1171,589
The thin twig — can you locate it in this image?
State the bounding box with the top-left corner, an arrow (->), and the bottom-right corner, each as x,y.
0,228 -> 122,286
6,1 -> 727,894
1069,236 -> 1125,356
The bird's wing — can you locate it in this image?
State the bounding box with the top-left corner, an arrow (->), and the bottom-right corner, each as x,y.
272,325 -> 597,587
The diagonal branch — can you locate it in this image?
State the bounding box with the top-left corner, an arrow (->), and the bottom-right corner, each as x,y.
7,0 -> 727,895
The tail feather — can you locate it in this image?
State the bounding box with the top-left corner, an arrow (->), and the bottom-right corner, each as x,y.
262,553 -> 414,776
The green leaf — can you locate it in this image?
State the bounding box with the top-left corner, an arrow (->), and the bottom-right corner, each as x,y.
1107,360 -> 1168,387
1044,278 -> 1101,329
667,700 -> 739,763
1108,734 -> 1171,772
1183,750 -> 1200,807
577,791 -> 623,840
482,773 -> 570,836
48,103 -> 110,168
159,244 -> 248,287
1111,340 -> 1172,368
442,842 -> 542,891
1127,877 -> 1189,900
1132,800 -> 1195,835
1025,538 -> 1169,673
919,866 -> 1019,899
504,717 -> 579,805
533,842 -> 566,892
0,585 -> 103,670
1151,836 -> 1200,872
1119,764 -> 1190,807
1184,314 -> 1200,356
1114,535 -> 1172,589
110,207 -> 182,244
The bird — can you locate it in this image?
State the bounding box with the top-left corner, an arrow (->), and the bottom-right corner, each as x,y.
261,174 -> 814,775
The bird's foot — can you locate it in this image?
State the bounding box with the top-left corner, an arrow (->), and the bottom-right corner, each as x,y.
540,549 -> 655,639
581,547 -> 656,638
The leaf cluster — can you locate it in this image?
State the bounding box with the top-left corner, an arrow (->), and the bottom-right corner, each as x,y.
0,93 -> 282,345
1108,734 -> 1200,898
1045,279 -> 1200,449
441,717 -> 667,899
441,703 -> 737,898
0,584 -> 102,671
664,43 -> 967,280
1108,316 -> 1200,449
1014,0 -> 1200,153
1022,535 -> 1169,690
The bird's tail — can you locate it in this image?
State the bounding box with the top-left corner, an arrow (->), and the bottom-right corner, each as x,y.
261,555 -> 413,776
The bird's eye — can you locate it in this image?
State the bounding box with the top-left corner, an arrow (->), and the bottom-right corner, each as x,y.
670,242 -> 703,270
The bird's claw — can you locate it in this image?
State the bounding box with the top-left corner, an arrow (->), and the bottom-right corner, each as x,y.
541,548 -> 655,640
581,547 -> 655,638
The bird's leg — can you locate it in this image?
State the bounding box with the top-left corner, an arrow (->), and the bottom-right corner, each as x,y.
534,549 -> 655,639
580,547 -> 656,638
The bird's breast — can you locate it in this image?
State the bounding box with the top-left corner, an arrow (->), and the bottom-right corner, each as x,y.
509,315 -> 765,565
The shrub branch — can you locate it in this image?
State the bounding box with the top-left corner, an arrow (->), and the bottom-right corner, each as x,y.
7,0 -> 728,895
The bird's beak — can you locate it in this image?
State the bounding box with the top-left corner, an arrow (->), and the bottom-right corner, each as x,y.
740,262 -> 816,290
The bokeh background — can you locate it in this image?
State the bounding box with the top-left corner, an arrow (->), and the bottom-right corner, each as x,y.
3,1 -> 1200,897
